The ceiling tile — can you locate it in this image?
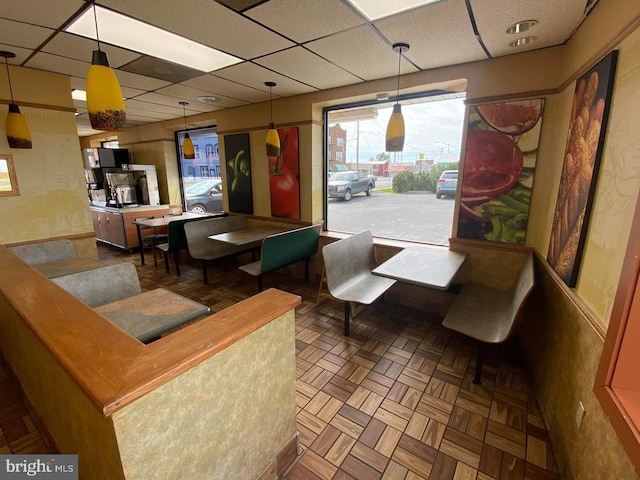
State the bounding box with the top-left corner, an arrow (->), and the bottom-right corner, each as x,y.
255,47 -> 363,89
0,44 -> 32,65
470,0 -> 587,57
125,98 -> 199,117
305,25 -> 418,81
25,51 -> 89,78
134,92 -> 219,113
119,56 -> 204,83
112,69 -> 172,91
181,74 -> 272,103
69,76 -> 147,100
246,0 -> 365,43
374,0 -> 488,70
101,0 -> 294,60
1,0 -> 85,28
215,0 -> 265,12
0,19 -> 54,50
212,62 -> 318,96
155,83 -> 250,109
41,32 -> 141,69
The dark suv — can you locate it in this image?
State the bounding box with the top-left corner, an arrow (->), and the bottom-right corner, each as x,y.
436,170 -> 458,199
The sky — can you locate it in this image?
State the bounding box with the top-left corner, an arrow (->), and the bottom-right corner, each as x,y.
331,96 -> 466,164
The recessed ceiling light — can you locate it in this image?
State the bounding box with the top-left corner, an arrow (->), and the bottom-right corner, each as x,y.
66,6 -> 242,72
346,0 -> 441,21
506,20 -> 538,34
196,96 -> 219,104
71,89 -> 86,101
509,36 -> 538,48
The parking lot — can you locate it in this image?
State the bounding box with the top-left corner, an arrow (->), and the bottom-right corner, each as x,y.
327,185 -> 456,245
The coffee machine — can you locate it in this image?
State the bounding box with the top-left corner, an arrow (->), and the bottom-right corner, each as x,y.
105,172 -> 137,207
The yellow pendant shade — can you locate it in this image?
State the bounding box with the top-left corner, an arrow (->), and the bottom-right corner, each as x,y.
385,104 -> 405,152
183,132 -> 195,159
6,103 -> 32,149
266,123 -> 280,157
87,50 -> 126,131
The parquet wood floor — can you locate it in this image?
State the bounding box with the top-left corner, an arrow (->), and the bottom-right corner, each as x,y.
0,244 -> 559,479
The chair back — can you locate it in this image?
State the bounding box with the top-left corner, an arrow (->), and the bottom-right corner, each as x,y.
260,224 -> 321,273
322,230 -> 376,294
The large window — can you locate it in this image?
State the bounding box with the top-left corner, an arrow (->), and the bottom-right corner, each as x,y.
325,92 -> 466,245
176,126 -> 223,213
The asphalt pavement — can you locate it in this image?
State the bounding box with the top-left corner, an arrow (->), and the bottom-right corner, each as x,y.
326,182 -> 455,245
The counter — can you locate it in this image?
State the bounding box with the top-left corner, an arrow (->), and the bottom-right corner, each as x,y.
89,204 -> 171,251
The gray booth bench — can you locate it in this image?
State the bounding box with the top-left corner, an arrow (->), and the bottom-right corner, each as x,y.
184,215 -> 258,284
442,251 -> 535,384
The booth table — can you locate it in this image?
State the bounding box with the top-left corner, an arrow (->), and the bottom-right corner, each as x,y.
209,225 -> 292,246
372,246 -> 467,290
95,288 -> 210,343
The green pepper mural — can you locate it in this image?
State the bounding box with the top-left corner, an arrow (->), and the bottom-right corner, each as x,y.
224,133 -> 253,214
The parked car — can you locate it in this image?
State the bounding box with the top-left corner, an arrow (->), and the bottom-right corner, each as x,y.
185,179 -> 223,213
328,171 -> 376,201
436,170 -> 458,199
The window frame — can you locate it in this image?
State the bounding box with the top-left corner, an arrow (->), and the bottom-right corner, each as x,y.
322,89 -> 463,243
0,153 -> 20,197
594,191 -> 640,477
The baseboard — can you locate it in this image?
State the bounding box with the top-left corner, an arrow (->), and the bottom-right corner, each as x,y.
255,433 -> 299,480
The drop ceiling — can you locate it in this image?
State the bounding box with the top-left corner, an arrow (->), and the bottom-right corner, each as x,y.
0,0 -> 598,137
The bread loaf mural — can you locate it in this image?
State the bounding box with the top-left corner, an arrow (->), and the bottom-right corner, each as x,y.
547,50 -> 618,286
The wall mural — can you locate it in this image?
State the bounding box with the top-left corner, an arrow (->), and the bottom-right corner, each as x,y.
457,98 -> 545,244
269,127 -> 300,219
547,50 -> 618,287
224,133 -> 253,214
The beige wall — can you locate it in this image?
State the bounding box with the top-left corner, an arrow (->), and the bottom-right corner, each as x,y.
0,100 -> 93,244
112,312 -> 296,479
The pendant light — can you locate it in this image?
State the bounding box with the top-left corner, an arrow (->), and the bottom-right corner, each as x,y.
385,42 -> 410,152
86,3 -> 126,131
179,101 -> 195,159
264,81 -> 280,157
1,51 -> 32,149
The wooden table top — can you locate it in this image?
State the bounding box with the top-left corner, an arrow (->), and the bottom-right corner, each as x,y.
372,246 -> 467,290
33,257 -> 105,279
209,226 -> 292,246
95,288 -> 210,342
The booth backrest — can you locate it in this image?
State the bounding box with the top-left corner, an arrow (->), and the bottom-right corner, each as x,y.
185,215 -> 248,259
259,224 -> 322,274
9,239 -> 76,265
322,230 -> 378,295
52,262 -> 141,307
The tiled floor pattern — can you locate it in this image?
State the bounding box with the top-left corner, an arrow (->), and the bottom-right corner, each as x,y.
0,244 -> 559,479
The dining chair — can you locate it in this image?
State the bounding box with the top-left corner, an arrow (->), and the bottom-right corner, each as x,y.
135,216 -> 167,267
321,230 -> 396,336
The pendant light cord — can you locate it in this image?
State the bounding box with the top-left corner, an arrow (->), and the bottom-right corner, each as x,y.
93,3 -> 102,51
182,103 -> 187,130
3,57 -> 15,103
395,48 -> 402,105
269,85 -> 273,123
